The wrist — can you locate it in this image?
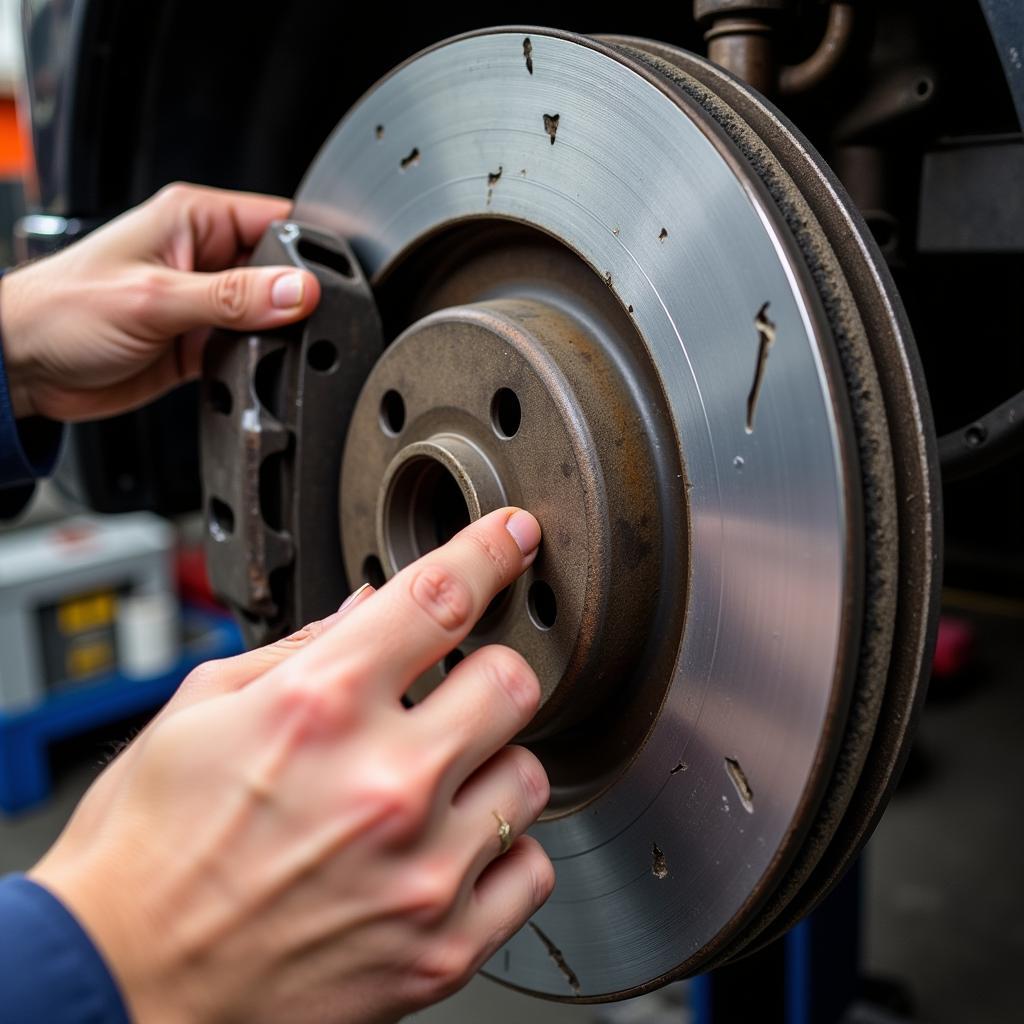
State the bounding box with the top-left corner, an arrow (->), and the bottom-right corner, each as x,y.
29,859 -> 194,1024
0,267 -> 41,416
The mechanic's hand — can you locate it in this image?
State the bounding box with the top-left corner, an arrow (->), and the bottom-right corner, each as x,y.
31,508 -> 553,1024
0,182 -> 320,421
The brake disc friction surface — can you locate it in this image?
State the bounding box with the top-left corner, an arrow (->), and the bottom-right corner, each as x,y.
270,27 -> 932,1000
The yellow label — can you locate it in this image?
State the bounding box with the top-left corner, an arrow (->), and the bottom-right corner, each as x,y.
58,592 -> 116,635
66,640 -> 114,678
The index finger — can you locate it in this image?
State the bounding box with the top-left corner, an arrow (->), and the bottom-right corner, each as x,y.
148,183 -> 295,270
280,507 -> 541,701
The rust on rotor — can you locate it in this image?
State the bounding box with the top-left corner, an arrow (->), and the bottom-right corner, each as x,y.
362,223 -> 690,808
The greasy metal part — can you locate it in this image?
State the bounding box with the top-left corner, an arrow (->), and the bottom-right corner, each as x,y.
939,389 -> 1024,483
605,37 -> 939,957
832,64 -> 938,143
703,17 -> 777,95
695,1 -> 853,99
693,0 -> 790,19
778,3 -> 855,96
295,28 -> 866,998
341,233 -> 687,799
201,221 -> 382,645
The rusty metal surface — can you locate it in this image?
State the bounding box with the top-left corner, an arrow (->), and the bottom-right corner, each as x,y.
342,226 -> 687,805
705,18 -> 778,96
293,28 -> 860,998
199,25 -> 937,1003
778,2 -> 854,96
695,1 -> 854,99
201,221 -> 382,645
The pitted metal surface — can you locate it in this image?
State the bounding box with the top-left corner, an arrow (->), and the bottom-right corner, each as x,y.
201,26 -> 938,1003
295,30 -> 858,998
340,263 -> 684,768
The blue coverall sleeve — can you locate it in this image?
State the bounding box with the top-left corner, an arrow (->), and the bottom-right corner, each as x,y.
1,278 -> 123,1019
0,875 -> 130,1023
0,270 -> 65,514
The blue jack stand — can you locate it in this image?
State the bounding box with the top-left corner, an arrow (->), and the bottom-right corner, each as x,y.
694,862 -> 862,1024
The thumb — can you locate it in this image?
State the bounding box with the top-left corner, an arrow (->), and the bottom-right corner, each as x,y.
158,264 -> 321,334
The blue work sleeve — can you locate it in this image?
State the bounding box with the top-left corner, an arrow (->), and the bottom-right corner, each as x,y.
0,874 -> 130,1023
0,270 -> 65,514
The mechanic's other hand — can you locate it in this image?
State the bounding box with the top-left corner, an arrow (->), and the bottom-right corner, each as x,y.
31,508 -> 553,1024
0,182 -> 320,421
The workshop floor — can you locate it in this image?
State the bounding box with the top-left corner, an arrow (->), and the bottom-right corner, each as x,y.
1,601 -> 1021,1024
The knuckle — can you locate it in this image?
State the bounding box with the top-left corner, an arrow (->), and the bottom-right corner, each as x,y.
412,937 -> 475,1000
399,862 -> 461,925
180,658 -> 222,690
465,528 -> 512,578
154,181 -> 193,207
529,845 -> 557,907
124,268 -> 167,321
210,269 -> 250,322
274,674 -> 339,735
408,565 -> 475,634
479,646 -> 541,716
510,745 -> 550,810
177,657 -> 227,699
359,759 -> 432,843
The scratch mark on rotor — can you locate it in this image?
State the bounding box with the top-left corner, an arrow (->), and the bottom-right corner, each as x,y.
528,922 -> 581,994
745,302 -> 776,433
725,756 -> 755,814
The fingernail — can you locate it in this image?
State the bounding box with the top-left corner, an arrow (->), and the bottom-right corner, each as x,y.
271,271 -> 305,308
338,582 -> 373,613
505,510 -> 541,556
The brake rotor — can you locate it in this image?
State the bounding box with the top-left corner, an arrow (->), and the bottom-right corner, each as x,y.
202,27 -> 940,1002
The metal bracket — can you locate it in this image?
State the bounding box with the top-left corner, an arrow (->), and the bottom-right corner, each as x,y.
201,220 -> 383,647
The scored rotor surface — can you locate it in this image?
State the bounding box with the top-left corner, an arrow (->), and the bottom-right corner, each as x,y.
295,29 -> 865,999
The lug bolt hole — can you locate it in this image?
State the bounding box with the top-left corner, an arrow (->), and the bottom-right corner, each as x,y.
380,390 -> 406,435
527,580 -> 557,630
307,339 -> 338,373
491,388 -> 522,439
363,554 -> 386,588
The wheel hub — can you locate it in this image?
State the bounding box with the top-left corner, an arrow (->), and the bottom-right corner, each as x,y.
341,246 -> 686,757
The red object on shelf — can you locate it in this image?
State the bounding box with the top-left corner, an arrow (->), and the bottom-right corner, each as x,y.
932,615 -> 976,680
175,545 -> 227,613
